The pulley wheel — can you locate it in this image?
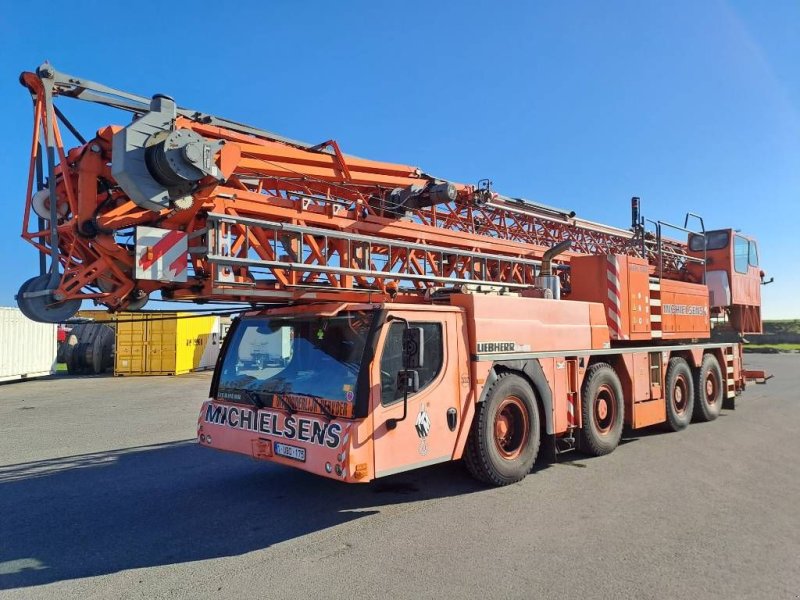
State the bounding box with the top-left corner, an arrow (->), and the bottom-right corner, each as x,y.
31,188 -> 68,220
16,274 -> 81,323
126,291 -> 150,311
16,277 -> 38,321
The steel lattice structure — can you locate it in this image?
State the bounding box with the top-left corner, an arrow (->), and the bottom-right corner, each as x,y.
18,65 -> 697,318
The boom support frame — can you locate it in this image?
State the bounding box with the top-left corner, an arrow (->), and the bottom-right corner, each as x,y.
17,64 -> 710,317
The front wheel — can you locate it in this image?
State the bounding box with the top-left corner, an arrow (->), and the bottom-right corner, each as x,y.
464,373 -> 541,486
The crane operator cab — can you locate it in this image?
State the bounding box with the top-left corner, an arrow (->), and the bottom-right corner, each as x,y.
686,229 -> 764,334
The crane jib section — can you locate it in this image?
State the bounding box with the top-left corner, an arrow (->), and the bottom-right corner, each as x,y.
18,65 -> 697,317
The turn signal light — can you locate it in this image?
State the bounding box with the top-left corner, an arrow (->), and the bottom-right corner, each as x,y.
354,463 -> 368,480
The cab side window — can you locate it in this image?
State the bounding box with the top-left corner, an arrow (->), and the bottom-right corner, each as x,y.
734,235 -> 749,274
748,241 -> 759,267
380,322 -> 444,406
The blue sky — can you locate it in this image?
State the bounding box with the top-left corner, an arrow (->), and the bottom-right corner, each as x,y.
0,0 -> 797,318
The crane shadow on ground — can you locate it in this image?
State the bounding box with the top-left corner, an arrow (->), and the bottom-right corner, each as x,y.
0,440 -> 490,590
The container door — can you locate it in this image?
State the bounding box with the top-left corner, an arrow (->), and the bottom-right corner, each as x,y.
115,317 -> 148,375
146,316 -> 177,374
371,312 -> 461,478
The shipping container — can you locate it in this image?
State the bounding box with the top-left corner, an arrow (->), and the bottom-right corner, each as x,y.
0,307 -> 57,383
114,313 -> 222,376
75,309 -> 116,322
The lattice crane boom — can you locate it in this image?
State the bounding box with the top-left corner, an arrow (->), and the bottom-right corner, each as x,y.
17,64 -> 698,322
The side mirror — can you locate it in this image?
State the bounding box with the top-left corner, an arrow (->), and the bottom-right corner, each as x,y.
396,370 -> 420,393
402,326 -> 424,369
386,319 -> 425,432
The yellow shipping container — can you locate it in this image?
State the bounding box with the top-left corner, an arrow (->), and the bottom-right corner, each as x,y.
114,313 -> 222,376
75,309 -> 116,322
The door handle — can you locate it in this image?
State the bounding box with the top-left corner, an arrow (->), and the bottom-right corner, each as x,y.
446,408 -> 457,431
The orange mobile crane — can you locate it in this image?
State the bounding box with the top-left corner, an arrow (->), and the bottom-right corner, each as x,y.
17,64 -> 768,485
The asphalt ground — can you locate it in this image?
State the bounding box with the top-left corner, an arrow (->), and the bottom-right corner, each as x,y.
0,354 -> 797,599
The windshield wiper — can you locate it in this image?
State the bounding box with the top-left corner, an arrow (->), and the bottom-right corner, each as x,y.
271,392 -> 297,415
239,388 -> 267,410
236,388 -> 296,416
258,386 -> 297,415
289,391 -> 336,421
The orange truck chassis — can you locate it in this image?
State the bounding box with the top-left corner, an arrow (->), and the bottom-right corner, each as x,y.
198,295 -> 749,486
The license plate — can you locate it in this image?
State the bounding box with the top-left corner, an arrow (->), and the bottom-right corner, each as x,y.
274,442 -> 306,462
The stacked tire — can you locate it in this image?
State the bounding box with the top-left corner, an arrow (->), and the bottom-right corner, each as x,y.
62,322 -> 115,375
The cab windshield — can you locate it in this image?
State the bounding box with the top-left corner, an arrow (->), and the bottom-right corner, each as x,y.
217,310 -> 376,417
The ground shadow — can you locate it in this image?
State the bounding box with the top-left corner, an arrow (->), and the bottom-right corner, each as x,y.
0,440 -> 485,590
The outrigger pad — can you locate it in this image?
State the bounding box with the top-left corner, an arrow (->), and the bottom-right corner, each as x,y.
742,370 -> 772,385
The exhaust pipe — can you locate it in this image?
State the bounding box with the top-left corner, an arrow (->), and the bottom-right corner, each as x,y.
537,240 -> 572,299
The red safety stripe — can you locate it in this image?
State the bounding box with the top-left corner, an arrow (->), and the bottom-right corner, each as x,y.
139,230 -> 186,271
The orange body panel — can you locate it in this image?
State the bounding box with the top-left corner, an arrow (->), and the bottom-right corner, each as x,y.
631,399 -> 667,428
628,353 -> 653,403
540,356 -> 583,434
198,401 -> 357,481
569,255 -> 652,341
449,293 -> 610,354
369,307 -> 467,478
658,279 -> 710,340
544,358 -> 567,434
615,352 -> 666,427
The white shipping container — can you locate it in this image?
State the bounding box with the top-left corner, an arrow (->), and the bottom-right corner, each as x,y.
0,307 -> 57,383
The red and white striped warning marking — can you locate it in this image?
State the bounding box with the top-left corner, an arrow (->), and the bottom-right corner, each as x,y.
567,392 -> 577,427
649,280 -> 663,338
606,255 -> 627,340
135,226 -> 189,282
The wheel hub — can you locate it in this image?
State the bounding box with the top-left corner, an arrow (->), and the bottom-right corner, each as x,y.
705,374 -> 717,404
597,398 -> 608,420
495,415 -> 510,440
594,384 -> 616,435
672,375 -> 689,414
493,396 -> 530,460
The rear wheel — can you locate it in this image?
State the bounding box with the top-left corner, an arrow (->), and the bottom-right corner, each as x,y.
464,373 -> 540,486
663,357 -> 694,431
693,354 -> 724,422
579,363 -> 624,456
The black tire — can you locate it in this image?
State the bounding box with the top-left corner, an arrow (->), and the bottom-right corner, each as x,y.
663,357 -> 694,432
91,334 -> 105,374
89,325 -> 114,374
693,353 -> 724,422
579,363 -> 624,456
464,372 -> 541,486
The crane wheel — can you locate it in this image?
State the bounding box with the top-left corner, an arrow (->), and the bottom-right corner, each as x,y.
464,373 -> 540,486
693,354 -> 723,422
16,274 -> 81,323
579,363 -> 624,456
663,357 -> 694,432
